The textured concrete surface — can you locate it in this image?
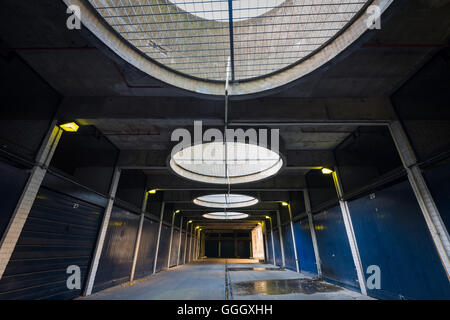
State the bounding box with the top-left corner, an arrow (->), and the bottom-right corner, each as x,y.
81,259 -> 372,300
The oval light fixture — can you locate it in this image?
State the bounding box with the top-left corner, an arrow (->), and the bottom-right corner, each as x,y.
203,212 -> 249,220
170,141 -> 283,184
194,194 -> 258,208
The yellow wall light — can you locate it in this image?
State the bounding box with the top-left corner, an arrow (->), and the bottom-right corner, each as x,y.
281,202 -> 289,206
148,189 -> 157,194
188,220 -> 193,224
265,216 -> 271,219
321,168 -> 333,174
175,209 -> 181,213
59,122 -> 79,132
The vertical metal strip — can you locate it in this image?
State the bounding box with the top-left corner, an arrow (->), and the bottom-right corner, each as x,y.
167,211 -> 176,268
269,219 -> 276,266
332,169 -> 367,295
287,204 -> 300,272
177,216 -> 183,266
303,189 -> 322,278
183,221 -> 189,264
389,121 -> 450,278
130,191 -> 148,282
0,123 -> 62,280
153,201 -> 165,274
276,210 -> 286,267
227,0 -> 235,81
84,167 -> 121,296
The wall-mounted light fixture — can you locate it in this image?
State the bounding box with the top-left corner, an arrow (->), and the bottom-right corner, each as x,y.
59,122 -> 79,132
281,202 -> 289,207
148,189 -> 158,194
175,209 -> 181,213
321,167 -> 333,174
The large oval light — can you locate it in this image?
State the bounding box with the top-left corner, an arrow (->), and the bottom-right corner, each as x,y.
203,212 -> 249,220
170,142 -> 283,184
194,194 -> 258,208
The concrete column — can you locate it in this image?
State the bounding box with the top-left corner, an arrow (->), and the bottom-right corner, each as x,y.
276,210 -> 286,267
167,210 -> 177,268
234,231 -> 238,258
177,216 -> 183,266
152,201 -> 165,274
188,224 -> 193,262
183,221 -> 190,264
84,167 -> 121,296
0,122 -> 62,279
303,189 -> 322,278
269,219 -> 276,266
130,191 -> 148,282
263,223 -> 269,262
389,121 -> 450,278
287,204 -> 300,273
332,169 -> 367,295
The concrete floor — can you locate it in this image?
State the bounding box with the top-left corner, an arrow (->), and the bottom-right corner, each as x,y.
81,259 -> 372,300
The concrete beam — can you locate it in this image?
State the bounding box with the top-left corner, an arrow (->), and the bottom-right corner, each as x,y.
60,97 -> 395,123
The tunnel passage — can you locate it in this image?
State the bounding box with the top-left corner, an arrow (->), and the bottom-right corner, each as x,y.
0,0 -> 449,302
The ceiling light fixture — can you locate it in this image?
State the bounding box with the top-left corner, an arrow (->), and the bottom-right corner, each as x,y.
203,212 -> 249,220
194,194 -> 258,209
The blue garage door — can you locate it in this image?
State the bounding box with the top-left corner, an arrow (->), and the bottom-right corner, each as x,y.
0,187 -> 103,299
281,224 -> 297,271
314,207 -> 359,291
349,180 -> 450,300
169,229 -> 180,267
156,224 -> 171,272
134,217 -> 159,279
294,218 -> 317,276
93,206 -> 139,293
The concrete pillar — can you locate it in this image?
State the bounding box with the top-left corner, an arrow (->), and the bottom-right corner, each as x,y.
177,216 -> 183,266
167,210 -> 177,268
303,189 -> 322,278
130,190 -> 148,282
332,168 -> 367,295
0,122 -> 62,280
188,224 -> 193,262
234,231 -> 238,258
84,167 -> 121,296
286,204 -> 300,273
263,223 -> 269,262
268,219 -> 276,266
276,210 -> 286,267
183,220 -> 190,264
153,201 -> 165,274
389,121 -> 450,278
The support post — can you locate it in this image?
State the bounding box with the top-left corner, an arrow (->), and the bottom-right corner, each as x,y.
84,167 -> 121,296
287,204 -> 300,273
276,210 -> 286,267
130,190 -> 148,282
177,216 -> 183,266
167,210 -> 177,268
269,219 -> 276,266
153,201 -> 165,274
332,168 -> 367,295
389,121 -> 450,278
0,122 -> 62,280
188,224 -> 193,262
183,221 -> 189,264
303,189 -> 322,278
263,223 -> 269,262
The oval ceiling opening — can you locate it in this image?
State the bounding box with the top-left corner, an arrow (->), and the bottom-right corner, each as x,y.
194,194 -> 258,208
203,212 -> 249,220
170,141 -> 283,184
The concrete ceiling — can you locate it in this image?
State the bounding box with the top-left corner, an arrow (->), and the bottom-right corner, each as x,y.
1,0 -> 448,229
